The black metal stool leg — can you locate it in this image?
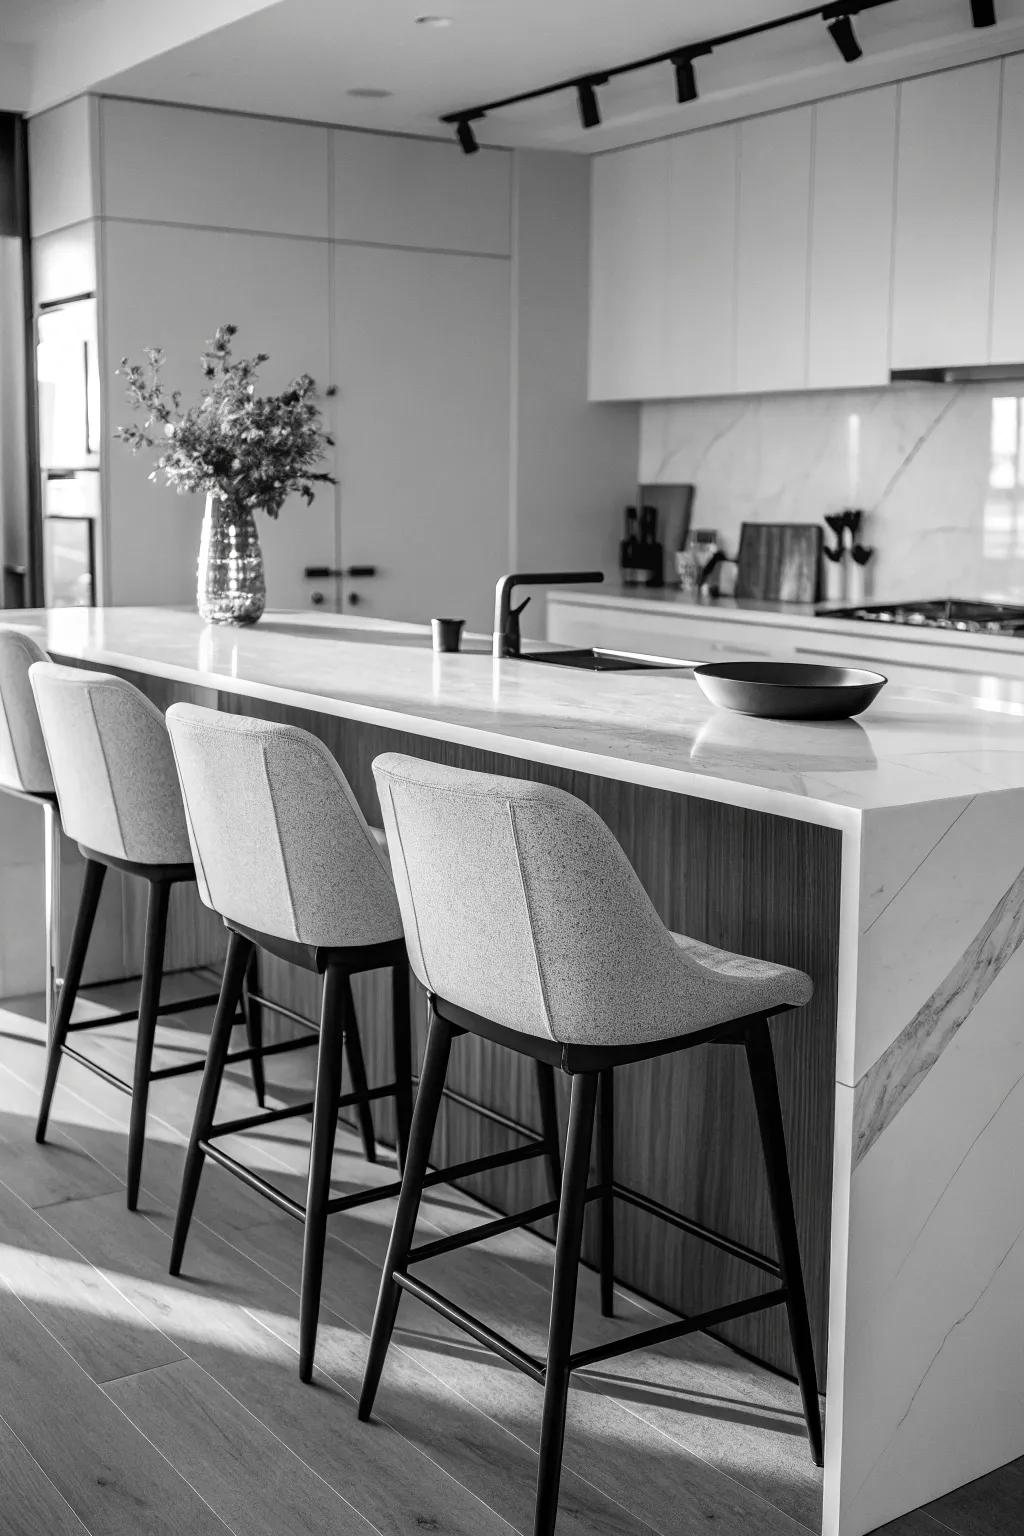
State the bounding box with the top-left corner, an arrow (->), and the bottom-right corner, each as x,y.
598,1067 -> 615,1318
126,878 -> 171,1211
391,960 -> 413,1175
342,977 -> 377,1164
744,1018 -> 824,1467
535,1071 -> 598,1536
535,1061 -> 562,1207
359,1006 -> 454,1421
36,858 -> 106,1144
169,931 -> 252,1274
299,963 -> 347,1383
244,948 -> 265,1107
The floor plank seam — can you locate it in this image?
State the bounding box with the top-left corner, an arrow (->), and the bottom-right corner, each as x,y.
0,1003 -> 821,1536
3,1039 -> 812,1536
97,1356 -> 387,1536
0,1270 -> 241,1536
0,1407 -> 94,1536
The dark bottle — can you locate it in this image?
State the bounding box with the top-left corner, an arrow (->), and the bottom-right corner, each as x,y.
620,506 -> 642,585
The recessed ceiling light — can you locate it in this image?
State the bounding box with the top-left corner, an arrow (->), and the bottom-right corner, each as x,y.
415,15 -> 454,26
346,87 -> 393,99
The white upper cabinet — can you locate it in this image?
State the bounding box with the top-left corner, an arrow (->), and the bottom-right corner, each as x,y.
735,107 -> 813,394
588,140 -> 670,400
808,87 -> 897,389
29,98 -> 98,237
891,62 -> 1001,370
991,55 -> 1024,363
666,124 -> 738,397
332,131 -> 510,255
101,100 -> 330,238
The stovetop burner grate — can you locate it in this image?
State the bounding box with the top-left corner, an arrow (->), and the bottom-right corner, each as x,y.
819,598 -> 1024,635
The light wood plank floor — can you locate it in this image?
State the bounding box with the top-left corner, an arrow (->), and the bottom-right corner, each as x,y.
0,974 -> 1018,1536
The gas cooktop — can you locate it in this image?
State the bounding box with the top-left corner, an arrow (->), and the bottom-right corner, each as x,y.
820,599 -> 1024,635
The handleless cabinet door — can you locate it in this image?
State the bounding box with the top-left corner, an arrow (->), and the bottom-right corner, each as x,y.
891,62 -> 1000,370
991,56 -> 1024,363
735,107 -> 813,394
666,123 -> 738,397
808,87 -> 897,389
589,140 -> 670,400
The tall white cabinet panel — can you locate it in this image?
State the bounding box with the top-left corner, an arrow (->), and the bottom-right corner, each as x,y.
102,223 -> 335,609
891,62 -> 1000,369
100,100 -> 330,238
666,125 -> 738,397
332,245 -> 510,631
28,98 -> 97,237
588,141 -> 670,400
735,107 -> 813,394
991,55 -> 1024,363
808,87 -> 897,388
332,131 -> 510,255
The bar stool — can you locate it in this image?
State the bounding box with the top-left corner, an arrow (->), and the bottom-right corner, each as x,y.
0,630 -> 62,1036
28,662 -> 263,1210
359,754 -> 823,1536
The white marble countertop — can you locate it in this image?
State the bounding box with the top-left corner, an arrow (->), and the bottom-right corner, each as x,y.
548,582 -> 1024,658
11,605 -> 1024,831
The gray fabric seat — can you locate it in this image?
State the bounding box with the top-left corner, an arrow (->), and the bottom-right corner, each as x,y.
26,663 -> 256,1211
0,630 -> 60,1036
29,662 -> 193,867
163,703 -> 410,1387
0,630 -> 55,795
165,705 -> 401,949
372,753 -> 812,1048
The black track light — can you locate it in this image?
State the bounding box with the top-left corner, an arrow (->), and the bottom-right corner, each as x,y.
971,0 -> 996,24
672,45 -> 711,104
454,114 -> 482,154
826,12 -> 863,62
576,76 -> 606,130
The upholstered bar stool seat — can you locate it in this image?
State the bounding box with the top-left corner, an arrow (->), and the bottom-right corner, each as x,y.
359,755 -> 822,1536
165,704 -> 417,1382
0,630 -> 62,1035
28,662 -> 263,1210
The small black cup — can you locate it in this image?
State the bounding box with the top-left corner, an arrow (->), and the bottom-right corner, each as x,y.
431,617 -> 465,653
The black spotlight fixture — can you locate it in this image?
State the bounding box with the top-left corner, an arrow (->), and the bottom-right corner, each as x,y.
672,45 -> 712,104
825,7 -> 863,62
454,113 -> 482,154
575,75 -> 606,129
971,0 -> 996,24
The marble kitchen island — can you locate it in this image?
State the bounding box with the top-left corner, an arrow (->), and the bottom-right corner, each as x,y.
7,605 -> 1024,1536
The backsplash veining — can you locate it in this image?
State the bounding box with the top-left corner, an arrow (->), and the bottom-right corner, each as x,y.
640,384 -> 1024,603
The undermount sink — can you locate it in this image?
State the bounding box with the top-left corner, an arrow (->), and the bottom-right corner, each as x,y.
524,647 -> 692,672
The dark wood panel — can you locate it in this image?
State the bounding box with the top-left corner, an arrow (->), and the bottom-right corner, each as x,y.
215,692 -> 841,1381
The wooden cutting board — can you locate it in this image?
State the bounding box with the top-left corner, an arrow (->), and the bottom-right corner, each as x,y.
735,522 -> 823,603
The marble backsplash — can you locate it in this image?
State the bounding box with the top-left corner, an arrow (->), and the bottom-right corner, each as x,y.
639,383 -> 1024,603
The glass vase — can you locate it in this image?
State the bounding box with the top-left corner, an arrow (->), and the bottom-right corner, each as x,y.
197,491 -> 266,625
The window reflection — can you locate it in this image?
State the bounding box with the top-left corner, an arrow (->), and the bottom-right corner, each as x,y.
983,397 -> 1024,559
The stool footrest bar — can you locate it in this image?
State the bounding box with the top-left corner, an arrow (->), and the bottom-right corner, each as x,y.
567,1288 -> 789,1373
437,1083 -> 544,1142
198,1140 -> 306,1220
408,1187 -> 604,1267
208,1101 -> 316,1138
148,1056 -> 212,1082
63,993 -> 228,1032
419,1138 -> 548,1192
613,1181 -> 781,1278
242,991 -> 320,1033
60,1045 -> 132,1095
394,1271 -> 546,1383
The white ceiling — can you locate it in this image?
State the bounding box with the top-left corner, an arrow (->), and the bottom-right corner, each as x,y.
9,0 -> 1024,147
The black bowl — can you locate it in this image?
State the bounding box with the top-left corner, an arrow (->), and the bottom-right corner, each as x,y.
693,660 -> 887,720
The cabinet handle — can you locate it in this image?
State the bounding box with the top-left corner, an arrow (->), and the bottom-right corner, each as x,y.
303,564 -> 379,580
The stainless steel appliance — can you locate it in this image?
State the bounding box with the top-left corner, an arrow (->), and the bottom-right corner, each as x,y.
820,598 -> 1024,635
36,296 -> 100,607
